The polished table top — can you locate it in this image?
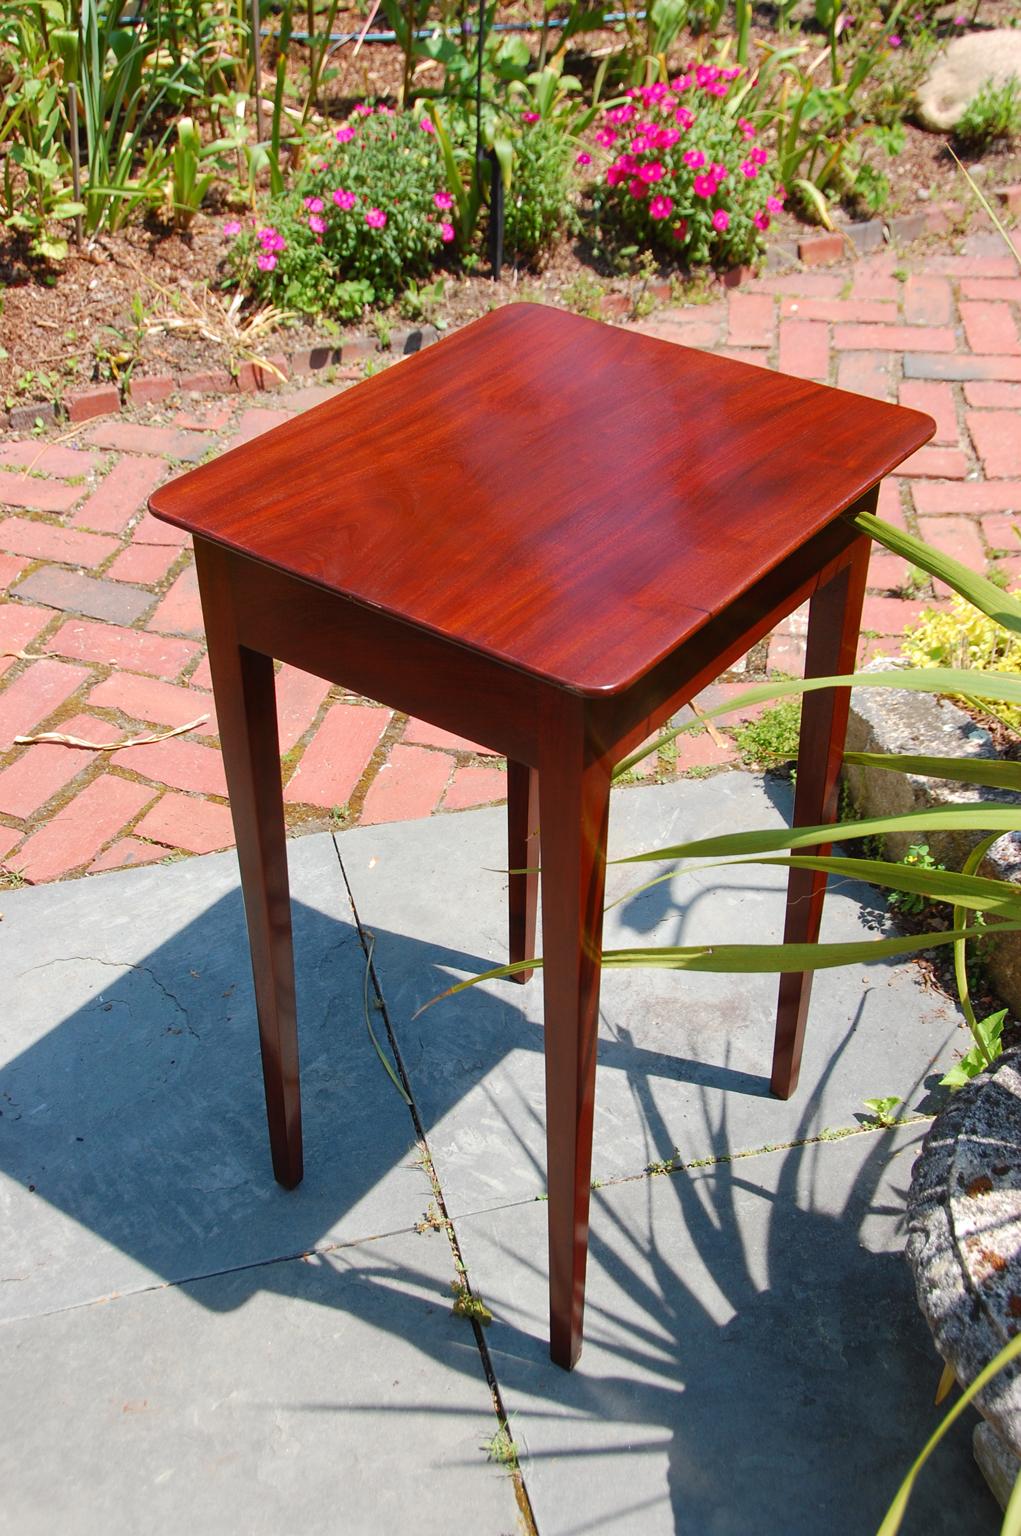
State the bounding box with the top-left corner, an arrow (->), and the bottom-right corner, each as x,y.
150,304 -> 933,697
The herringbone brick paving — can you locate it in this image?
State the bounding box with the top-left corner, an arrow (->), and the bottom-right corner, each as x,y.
1,229 -> 1018,883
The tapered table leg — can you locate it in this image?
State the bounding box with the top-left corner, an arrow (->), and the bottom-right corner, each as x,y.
538,707 -> 613,1369
507,761 -> 540,984
771,527 -> 872,1099
194,540 -> 303,1188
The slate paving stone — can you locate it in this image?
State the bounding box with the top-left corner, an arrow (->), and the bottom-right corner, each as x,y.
339,778 -> 966,1217
451,1129 -> 995,1536
12,566 -> 155,625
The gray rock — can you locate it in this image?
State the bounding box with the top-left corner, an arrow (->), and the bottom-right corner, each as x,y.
974,1421 -> 1021,1511
916,31 -> 1021,132
907,1048 -> 1021,1457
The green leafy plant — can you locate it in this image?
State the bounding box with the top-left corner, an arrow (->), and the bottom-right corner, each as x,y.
450,1280 -> 493,1324
589,66 -> 782,269
939,1007 -> 1006,1088
169,116 -> 216,229
886,843 -> 946,917
733,697 -> 802,770
862,1095 -> 902,1126
955,75 -> 1021,149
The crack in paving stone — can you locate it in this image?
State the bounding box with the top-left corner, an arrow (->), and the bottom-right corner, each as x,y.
13,954 -> 200,1038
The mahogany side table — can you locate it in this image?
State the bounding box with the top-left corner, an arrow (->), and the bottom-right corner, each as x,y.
149,304 -> 932,1369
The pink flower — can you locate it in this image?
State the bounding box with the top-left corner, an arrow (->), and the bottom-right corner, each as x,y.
639,160 -> 665,183
335,124 -> 355,143
606,164 -> 624,187
433,190 -> 454,211
575,151 -> 592,166
333,187 -> 357,210
674,107 -> 694,129
419,117 -> 436,133
888,32 -> 901,45
693,173 -> 715,199
672,219 -> 688,242
257,251 -> 277,271
653,126 -> 681,149
222,219 -> 241,238
750,145 -> 768,166
365,207 -> 387,228
753,210 -> 770,231
683,149 -> 705,169
711,162 -> 728,181
953,13 -> 966,20
439,221 -> 455,243
594,126 -> 617,147
522,110 -> 540,124
257,226 -> 286,252
303,195 -> 324,212
741,160 -> 758,179
607,104 -> 635,125
671,73 -> 692,92
738,116 -> 756,139
308,213 -> 326,234
712,208 -> 730,232
649,194 -> 673,220
695,65 -> 717,87
631,134 -> 650,154
376,103 -> 396,116
353,103 -> 373,116
628,178 -> 647,199
708,81 -> 729,96
617,153 -> 638,174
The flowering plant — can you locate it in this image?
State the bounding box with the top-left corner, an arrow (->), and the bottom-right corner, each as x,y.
226,105 -> 453,317
589,67 -> 784,269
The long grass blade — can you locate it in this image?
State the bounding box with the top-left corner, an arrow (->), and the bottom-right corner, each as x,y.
856,509 -> 1021,634
845,751 -> 1021,793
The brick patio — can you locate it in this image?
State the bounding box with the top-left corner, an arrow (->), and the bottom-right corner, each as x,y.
1,228 -> 1018,883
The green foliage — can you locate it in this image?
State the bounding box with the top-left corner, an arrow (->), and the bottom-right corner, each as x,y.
886,842 -> 945,916
450,1281 -> 493,1324
956,75 -> 1021,149
862,1095 -> 902,1127
939,1008 -> 1006,1089
901,587 -> 1021,730
483,1426 -> 519,1470
734,698 -> 801,769
589,68 -> 778,270
502,117 -> 578,260
169,116 -> 215,229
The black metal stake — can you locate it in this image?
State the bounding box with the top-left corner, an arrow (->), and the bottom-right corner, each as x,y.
473,0 -> 503,280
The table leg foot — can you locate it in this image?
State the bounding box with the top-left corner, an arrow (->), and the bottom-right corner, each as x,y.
539,718 -> 612,1369
507,761 -> 539,984
771,529 -> 871,1099
196,541 -> 303,1188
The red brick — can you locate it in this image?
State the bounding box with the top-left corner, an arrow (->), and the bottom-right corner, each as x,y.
105,542 -> 180,586
928,254 -> 1019,279
867,550 -> 910,591
0,472 -> 83,515
45,618 -> 201,679
990,554 -> 1021,585
146,564 -> 204,637
70,455 -> 168,533
0,553 -> 27,591
916,517 -> 987,588
9,773 -> 156,882
86,421 -> 206,461
860,595 -> 933,635
714,347 -> 770,369
359,743 -> 451,825
726,292 -> 774,347
171,406 -> 233,432
675,730 -> 738,771
898,380 -> 958,446
0,734 -> 98,819
189,653 -> 213,690
133,792 -> 235,855
632,317 -> 722,349
284,383 -> 349,412
235,361 -> 260,394
275,664 -> 331,754
757,272 -> 846,298
228,408 -> 293,447
901,276 -> 954,327
177,369 -> 232,395
66,385 -> 120,424
131,511 -> 191,548
837,352 -> 894,401
967,411 -> 1021,478
767,629 -> 806,675
127,374 -> 175,408
0,658 -> 91,749
0,602 -> 53,666
89,836 -> 168,873
897,446 -> 969,479
798,233 -> 844,266
0,443 -> 101,477
998,186 -> 1021,217
693,682 -> 771,725
877,477 -> 908,528
834,324 -> 955,353
441,765 -> 508,811
960,278 -> 1021,302
282,702 -> 390,808
959,302 -> 1021,357
848,271 -> 902,303
964,382 -> 1021,409
779,298 -> 893,323
402,717 -> 494,754
777,319 -> 828,381
11,566 -> 153,626
0,517 -> 117,567
913,482 -> 1020,515
109,735 -> 227,796
0,823 -> 22,861
981,512 -> 1020,550
87,672 -> 216,732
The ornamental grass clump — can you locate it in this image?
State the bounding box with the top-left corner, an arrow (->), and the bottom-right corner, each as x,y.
589,68 -> 784,269
226,104 -> 453,318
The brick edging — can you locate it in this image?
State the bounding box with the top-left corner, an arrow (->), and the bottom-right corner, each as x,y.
5,182 -> 1017,433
